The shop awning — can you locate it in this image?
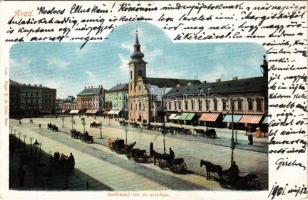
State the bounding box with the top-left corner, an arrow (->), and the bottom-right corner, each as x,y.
223,115 -> 242,123
178,113 -> 189,120
103,111 -> 109,115
61,109 -> 67,113
108,110 -> 115,115
168,114 -> 177,120
174,115 -> 180,120
69,110 -> 80,114
262,116 -> 269,124
239,115 -> 263,124
86,109 -> 98,114
199,113 -> 220,122
185,113 -> 195,121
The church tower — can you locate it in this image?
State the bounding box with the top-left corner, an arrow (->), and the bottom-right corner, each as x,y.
129,30 -> 147,86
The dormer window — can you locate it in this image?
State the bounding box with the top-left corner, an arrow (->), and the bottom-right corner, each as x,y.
138,69 -> 142,76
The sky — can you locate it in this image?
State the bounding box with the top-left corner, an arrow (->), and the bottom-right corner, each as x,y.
10,22 -> 265,99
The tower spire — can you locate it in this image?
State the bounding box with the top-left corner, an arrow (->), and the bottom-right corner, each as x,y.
135,29 -> 140,46
130,29 -> 144,63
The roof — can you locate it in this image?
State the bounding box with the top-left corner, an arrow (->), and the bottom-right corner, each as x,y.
9,79 -> 55,90
164,77 -> 265,97
77,87 -> 104,96
145,77 -> 201,88
106,83 -> 128,93
145,84 -> 172,96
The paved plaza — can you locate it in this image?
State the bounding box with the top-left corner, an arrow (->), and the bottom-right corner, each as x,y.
9,116 -> 268,190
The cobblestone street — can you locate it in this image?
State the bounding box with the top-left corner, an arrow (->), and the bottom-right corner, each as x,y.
10,116 -> 268,190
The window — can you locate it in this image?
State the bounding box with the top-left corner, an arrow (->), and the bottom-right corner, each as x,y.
198,99 -> 202,111
169,102 -> 172,110
178,101 -> 181,110
139,102 -> 141,110
223,101 -> 227,110
248,99 -> 253,111
185,101 -> 188,110
139,86 -> 141,91
206,100 -> 210,110
135,104 -> 137,110
257,99 -> 262,111
130,71 -> 133,80
231,101 -> 235,111
143,103 -> 145,111
191,100 -> 194,110
238,100 -> 243,111
174,101 -> 177,110
214,99 -> 217,111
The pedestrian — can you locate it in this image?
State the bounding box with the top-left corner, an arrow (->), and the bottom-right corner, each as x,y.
169,147 -> 175,159
248,134 -> 253,145
19,120 -> 21,125
68,153 -> 75,172
39,123 -> 41,128
18,165 -> 26,187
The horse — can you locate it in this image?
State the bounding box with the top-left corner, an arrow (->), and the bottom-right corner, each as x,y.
107,138 -> 115,147
152,150 -> 161,165
200,159 -> 223,180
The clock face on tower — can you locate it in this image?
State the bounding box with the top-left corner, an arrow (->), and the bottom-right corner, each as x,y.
137,70 -> 142,76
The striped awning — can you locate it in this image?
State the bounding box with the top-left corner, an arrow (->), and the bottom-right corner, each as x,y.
239,115 -> 263,124
223,115 -> 242,123
168,114 -> 177,120
185,113 -> 195,121
103,110 -> 109,115
199,113 -> 220,122
263,116 -> 269,124
114,110 -> 121,115
69,110 -> 80,114
178,113 -> 189,120
61,109 -> 67,113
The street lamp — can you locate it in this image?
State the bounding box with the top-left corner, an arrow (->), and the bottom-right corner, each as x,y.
33,140 -> 39,160
124,125 -> 128,145
38,142 -> 42,165
62,116 -> 65,128
99,120 -> 103,139
71,115 -> 74,130
23,134 -> 27,152
206,88 -> 211,130
81,117 -> 86,133
161,122 -> 168,154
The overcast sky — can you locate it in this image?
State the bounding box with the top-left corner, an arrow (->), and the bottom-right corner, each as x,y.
10,21 -> 265,99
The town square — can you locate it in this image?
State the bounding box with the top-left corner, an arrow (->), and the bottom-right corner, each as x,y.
9,22 -> 268,191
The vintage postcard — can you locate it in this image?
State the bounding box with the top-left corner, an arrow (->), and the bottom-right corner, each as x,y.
0,1 -> 307,200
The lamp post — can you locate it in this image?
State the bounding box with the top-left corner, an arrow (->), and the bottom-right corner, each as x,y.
62,116 -> 65,128
206,88 -> 211,130
33,140 -> 39,184
81,117 -> 86,133
99,120 -> 103,139
38,142 -> 42,165
161,122 -> 167,154
124,125 -> 128,145
71,115 -> 74,130
23,134 -> 27,152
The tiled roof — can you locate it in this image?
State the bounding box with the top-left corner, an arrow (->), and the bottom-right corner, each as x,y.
164,77 -> 265,97
106,83 -> 128,93
145,77 -> 201,88
9,79 -> 54,90
77,87 -> 104,96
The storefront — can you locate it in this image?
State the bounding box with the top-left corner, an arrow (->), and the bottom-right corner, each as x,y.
222,114 -> 245,130
239,114 -> 263,133
198,112 -> 221,128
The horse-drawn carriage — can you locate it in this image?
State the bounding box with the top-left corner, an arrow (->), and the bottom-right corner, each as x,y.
49,152 -> 75,174
109,139 -> 127,154
90,122 -> 101,128
127,148 -> 151,163
80,131 -> 94,143
197,129 -> 217,138
153,151 -> 187,173
47,123 -> 58,132
200,159 -> 261,190
70,129 -> 82,139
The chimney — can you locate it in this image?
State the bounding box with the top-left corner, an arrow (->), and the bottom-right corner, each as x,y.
176,84 -> 180,87
216,79 -> 221,82
39,84 -> 42,87
187,82 -> 192,86
232,77 -> 238,80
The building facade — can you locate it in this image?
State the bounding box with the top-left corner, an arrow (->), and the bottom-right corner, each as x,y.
10,80 -> 56,117
163,57 -> 268,131
58,96 -> 77,113
76,85 -> 105,114
105,83 -> 128,119
128,31 -> 200,124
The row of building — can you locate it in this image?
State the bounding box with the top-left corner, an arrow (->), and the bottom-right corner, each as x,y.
10,31 -> 268,132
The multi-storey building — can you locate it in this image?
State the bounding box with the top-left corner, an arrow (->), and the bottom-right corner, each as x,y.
58,96 -> 77,113
128,31 -> 200,124
105,83 -> 128,119
76,85 -> 105,115
9,80 -> 56,117
163,56 -> 268,131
